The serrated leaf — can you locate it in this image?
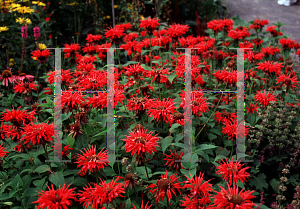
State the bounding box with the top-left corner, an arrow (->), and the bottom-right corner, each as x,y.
269,178 -> 280,193
249,173 -> 268,192
34,165 -> 50,174
180,167 -> 196,178
49,172 -> 65,188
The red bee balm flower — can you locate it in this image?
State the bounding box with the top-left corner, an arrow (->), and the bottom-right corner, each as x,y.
147,98 -> 176,123
0,144 -> 8,158
75,146 -> 108,176
140,17 -> 160,33
216,158 -> 250,186
78,177 -> 125,208
147,171 -> 182,205
213,184 -> 256,209
122,129 -> 159,156
254,90 -> 277,106
182,172 -> 213,198
32,184 -> 77,209
22,121 -> 55,146
164,150 -> 184,170
31,49 -> 51,63
1,106 -> 36,127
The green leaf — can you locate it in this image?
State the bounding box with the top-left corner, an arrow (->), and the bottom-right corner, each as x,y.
168,74 -> 177,84
34,165 -> 50,174
180,167 -> 196,178
249,173 -> 268,192
23,188 -> 39,197
123,61 -> 139,66
195,144 -> 217,152
269,178 -> 280,193
33,177 -> 46,189
49,172 -> 65,188
162,136 -> 173,154
11,175 -> 23,189
169,123 -> 180,133
136,167 -> 152,179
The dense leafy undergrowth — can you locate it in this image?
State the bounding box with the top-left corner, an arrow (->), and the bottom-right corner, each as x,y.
1,1 -> 300,209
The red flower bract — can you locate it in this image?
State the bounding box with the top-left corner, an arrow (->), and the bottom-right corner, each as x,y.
213,184 -> 256,209
75,145 -> 108,176
122,128 -> 159,156
147,170 -> 182,205
147,98 -> 176,123
164,150 -> 184,170
216,158 -> 250,186
32,184 -> 77,209
254,90 -> 277,106
22,121 -> 55,146
78,177 -> 125,208
0,144 -> 8,158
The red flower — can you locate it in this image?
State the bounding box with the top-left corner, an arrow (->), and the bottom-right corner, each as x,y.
31,49 -> 51,63
77,70 -> 107,91
244,50 -> 264,63
261,46 -> 281,56
166,24 -> 189,40
147,171 -> 182,204
182,172 -> 213,198
87,88 -> 124,109
147,98 -> 177,123
216,158 -> 251,186
180,90 -> 209,117
252,38 -> 264,47
124,64 -> 145,80
115,23 -> 132,31
164,150 -> 184,170
140,17 -> 160,33
78,177 -> 125,208
104,26 -> 125,43
213,69 -> 237,86
249,19 -> 268,31
246,102 -> 259,114
61,91 -> 85,111
51,143 -> 73,160
228,26 -> 250,40
214,111 -> 237,125
0,144 -> 8,158
279,38 -> 294,50
127,96 -> 152,115
254,90 -> 277,106
180,195 -> 213,209
13,81 -> 37,94
222,120 -> 249,140
33,184 -> 77,209
168,111 -> 185,127
75,145 -> 108,176
276,73 -> 299,91
213,184 -> 256,209
63,43 -> 81,58
207,19 -> 225,32
122,128 -> 159,156
132,200 -> 152,209
266,26 -> 283,37
257,61 -> 283,76
86,34 -> 102,43
22,121 -> 55,146
1,107 -> 36,127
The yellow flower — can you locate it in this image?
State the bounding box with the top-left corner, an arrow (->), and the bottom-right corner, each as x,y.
120,15 -> 125,19
106,15 -> 111,19
16,17 -> 31,25
17,6 -> 34,14
0,26 -> 9,32
114,5 -> 119,8
38,43 -> 47,50
9,3 -> 21,12
66,2 -> 79,6
9,58 -> 16,66
32,1 -> 46,6
140,15 -> 145,20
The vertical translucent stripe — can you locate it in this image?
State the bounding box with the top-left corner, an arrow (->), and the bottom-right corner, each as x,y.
48,48 -> 69,162
183,48 -> 193,162
236,48 -> 246,161
107,47 -> 115,163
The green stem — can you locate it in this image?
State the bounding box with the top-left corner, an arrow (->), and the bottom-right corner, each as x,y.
143,158 -> 149,181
